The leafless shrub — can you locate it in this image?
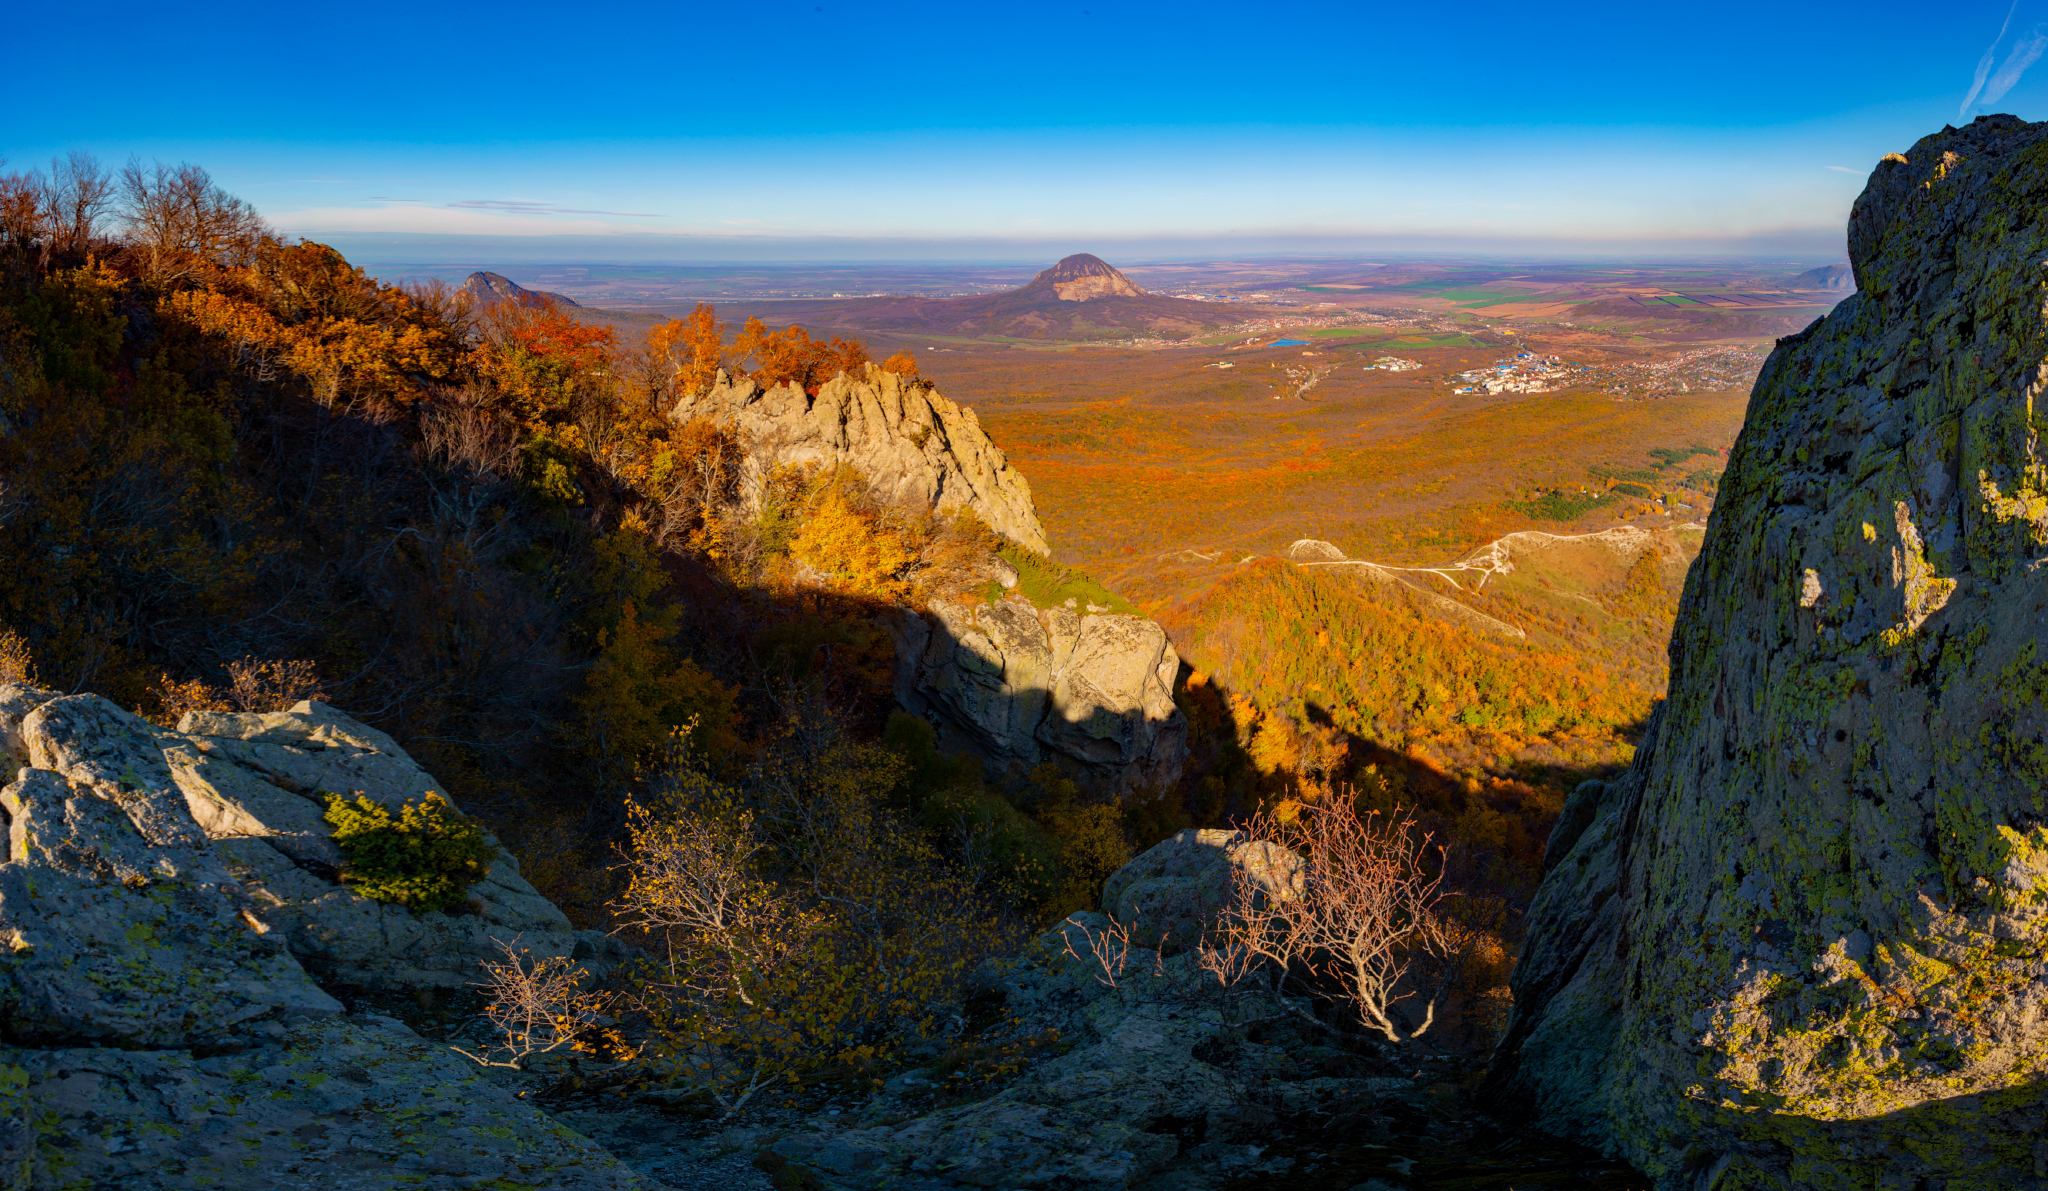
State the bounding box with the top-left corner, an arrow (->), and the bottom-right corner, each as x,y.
44,151 -> 114,256
151,657 -> 324,724
422,395 -> 522,479
1217,798 -> 1461,1043
453,939 -> 608,1071
117,159 -> 267,283
1061,912 -> 1155,993
225,657 -> 325,711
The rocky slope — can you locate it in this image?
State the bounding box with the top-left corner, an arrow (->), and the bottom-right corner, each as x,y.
1489,114 -> 2048,1188
671,362 -> 1051,555
679,361 -> 1189,793
1789,262 -> 1855,292
0,687 -> 644,1189
1016,252 -> 1148,302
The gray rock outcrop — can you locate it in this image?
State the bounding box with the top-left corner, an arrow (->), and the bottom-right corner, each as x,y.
885,595 -> 1187,794
670,363 -> 1051,554
753,913 -> 1399,1191
4,1016 -> 649,1190
0,686 -> 648,1189
1490,115 -> 2048,1188
1100,827 -> 1304,953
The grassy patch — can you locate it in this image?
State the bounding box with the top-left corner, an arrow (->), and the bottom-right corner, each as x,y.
994,545 -> 1140,615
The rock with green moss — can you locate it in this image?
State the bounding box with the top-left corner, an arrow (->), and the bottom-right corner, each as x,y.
1489,115 -> 2048,1187
0,687 -> 658,1187
0,1015 -> 658,1189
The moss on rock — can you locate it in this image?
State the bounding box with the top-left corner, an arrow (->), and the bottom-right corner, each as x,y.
1487,115 -> 2048,1188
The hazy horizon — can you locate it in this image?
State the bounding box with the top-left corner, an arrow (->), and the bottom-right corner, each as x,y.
11,0 -> 2044,265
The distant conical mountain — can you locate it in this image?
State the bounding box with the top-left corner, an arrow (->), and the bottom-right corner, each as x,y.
1016,253 -> 1148,302
715,253 -> 1240,342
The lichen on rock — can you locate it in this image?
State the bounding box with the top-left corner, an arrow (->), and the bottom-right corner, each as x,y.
0,686 -> 649,1188
1488,115 -> 2048,1188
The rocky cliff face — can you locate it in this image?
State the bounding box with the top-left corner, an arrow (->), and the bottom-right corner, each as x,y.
885,594 -> 1187,794
0,687 -> 645,1189
671,363 -> 1051,555
1491,115 -> 2048,1188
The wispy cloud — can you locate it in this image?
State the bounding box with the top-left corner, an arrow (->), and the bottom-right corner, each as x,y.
1985,31 -> 2048,105
448,199 -> 661,217
1961,1 -> 2048,116
365,196 -> 423,203
1824,165 -> 1859,173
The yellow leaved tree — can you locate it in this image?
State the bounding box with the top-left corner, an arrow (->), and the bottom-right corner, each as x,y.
787,485 -> 913,601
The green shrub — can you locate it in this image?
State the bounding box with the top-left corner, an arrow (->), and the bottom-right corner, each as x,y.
993,544 -> 1138,615
324,793 -> 496,912
1508,489 -> 1617,521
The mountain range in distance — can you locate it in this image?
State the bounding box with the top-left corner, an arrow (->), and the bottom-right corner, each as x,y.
443,253 -> 1857,347
694,254 -> 1240,342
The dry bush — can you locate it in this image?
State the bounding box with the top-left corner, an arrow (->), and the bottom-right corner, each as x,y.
150,657 -> 324,724
0,629 -> 36,685
421,395 -> 521,479
117,159 -> 267,284
1216,796 -> 1464,1044
453,939 -> 610,1071
608,710 -> 1019,1117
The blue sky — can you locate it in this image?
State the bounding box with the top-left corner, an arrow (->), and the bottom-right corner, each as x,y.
9,0 -> 2047,262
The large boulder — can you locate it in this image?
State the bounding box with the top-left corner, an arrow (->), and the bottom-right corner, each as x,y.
1100,828 -> 1304,953
887,595 -> 1188,794
163,699 -> 616,991
0,685 -> 654,1188
671,363 -> 1051,554
1490,115 -> 2048,1188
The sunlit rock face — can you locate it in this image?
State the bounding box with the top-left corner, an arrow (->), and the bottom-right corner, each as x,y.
1490,114 -> 2048,1189
672,362 -> 1052,556
0,688 -> 649,1189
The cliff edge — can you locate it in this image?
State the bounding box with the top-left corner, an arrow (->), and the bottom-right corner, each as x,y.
1490,114 -> 2048,1188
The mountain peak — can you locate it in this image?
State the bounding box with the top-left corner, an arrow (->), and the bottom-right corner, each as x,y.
1024,253 -> 1145,302
459,271 -> 581,309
